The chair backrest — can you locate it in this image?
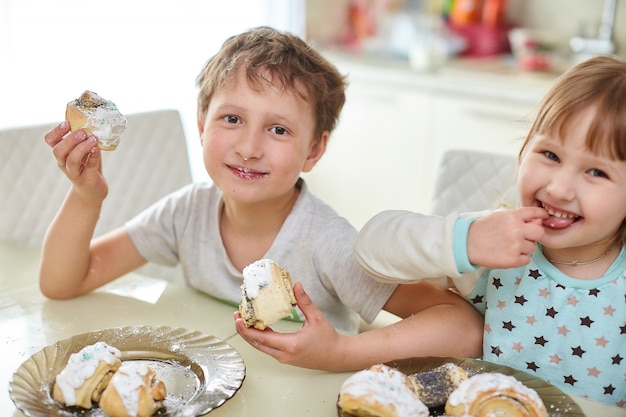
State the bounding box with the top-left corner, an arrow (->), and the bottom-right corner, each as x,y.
429,149 -> 518,215
0,109 -> 192,281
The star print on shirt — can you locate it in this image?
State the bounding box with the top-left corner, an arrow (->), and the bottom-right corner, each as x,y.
546,307 -> 558,318
515,295 -> 528,305
535,336 -> 548,346
492,277 -> 503,289
589,288 -> 600,297
580,316 -> 594,327
595,336 -> 608,347
612,354 -> 623,365
603,305 -> 616,316
529,269 -> 541,279
491,346 -> 502,356
604,385 -> 616,395
470,294 -> 483,304
527,362 -> 539,372
564,375 -> 578,386
502,321 -> 515,331
621,324 -> 626,334
572,346 -> 586,357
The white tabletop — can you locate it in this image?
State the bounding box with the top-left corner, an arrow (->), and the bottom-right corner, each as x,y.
1,241 -> 624,417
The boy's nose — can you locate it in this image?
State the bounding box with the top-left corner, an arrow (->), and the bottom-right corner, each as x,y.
236,130 -> 262,160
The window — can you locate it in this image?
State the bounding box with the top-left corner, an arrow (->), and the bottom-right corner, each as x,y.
0,0 -> 304,181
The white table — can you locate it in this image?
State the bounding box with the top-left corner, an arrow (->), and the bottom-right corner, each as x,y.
1,241 -> 624,416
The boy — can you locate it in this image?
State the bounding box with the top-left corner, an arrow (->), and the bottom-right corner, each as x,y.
42,27 -> 482,359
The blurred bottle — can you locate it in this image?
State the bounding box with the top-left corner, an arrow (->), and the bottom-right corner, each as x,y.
482,0 -> 506,27
449,0 -> 481,26
442,0 -> 455,21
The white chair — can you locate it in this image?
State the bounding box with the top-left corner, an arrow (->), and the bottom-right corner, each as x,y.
429,149 -> 518,215
0,109 -> 192,282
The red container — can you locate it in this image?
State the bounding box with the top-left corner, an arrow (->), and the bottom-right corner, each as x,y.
447,23 -> 512,57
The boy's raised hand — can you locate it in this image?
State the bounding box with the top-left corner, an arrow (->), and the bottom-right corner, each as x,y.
467,207 -> 548,269
234,282 -> 345,371
44,121 -> 108,203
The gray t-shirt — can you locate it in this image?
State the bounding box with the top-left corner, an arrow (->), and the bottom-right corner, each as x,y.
125,180 -> 396,334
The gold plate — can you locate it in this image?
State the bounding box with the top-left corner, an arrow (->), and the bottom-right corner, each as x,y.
9,325 -> 246,417
338,356 -> 585,417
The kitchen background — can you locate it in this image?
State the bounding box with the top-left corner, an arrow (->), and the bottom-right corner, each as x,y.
1,0 -> 624,228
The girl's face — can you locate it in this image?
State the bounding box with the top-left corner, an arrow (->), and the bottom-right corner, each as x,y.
197,68 -> 327,206
517,106 -> 626,255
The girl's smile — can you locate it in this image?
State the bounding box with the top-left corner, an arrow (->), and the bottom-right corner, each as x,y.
539,200 -> 579,229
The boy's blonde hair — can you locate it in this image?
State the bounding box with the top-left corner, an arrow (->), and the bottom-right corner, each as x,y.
196,26 -> 348,142
519,55 -> 626,243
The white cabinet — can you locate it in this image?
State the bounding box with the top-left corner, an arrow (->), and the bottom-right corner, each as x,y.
303,53 -> 554,229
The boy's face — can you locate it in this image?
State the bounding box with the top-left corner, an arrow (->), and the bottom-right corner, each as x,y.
198,68 -> 327,205
517,105 -> 626,256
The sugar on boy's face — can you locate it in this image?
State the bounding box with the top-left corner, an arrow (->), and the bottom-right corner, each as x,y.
517,105 -> 626,256
197,67 -> 328,205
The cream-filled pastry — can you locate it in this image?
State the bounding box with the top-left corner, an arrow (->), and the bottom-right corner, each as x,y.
65,90 -> 127,150
338,364 -> 429,417
239,259 -> 297,330
99,362 -> 166,417
52,341 -> 122,408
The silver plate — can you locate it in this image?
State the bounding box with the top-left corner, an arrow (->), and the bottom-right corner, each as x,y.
9,325 -> 246,416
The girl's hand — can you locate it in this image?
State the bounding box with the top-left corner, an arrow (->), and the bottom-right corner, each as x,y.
44,121 -> 108,203
234,282 -> 344,371
467,207 -> 548,269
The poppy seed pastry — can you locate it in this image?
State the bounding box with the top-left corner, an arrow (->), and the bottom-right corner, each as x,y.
239,259 -> 297,330
445,372 -> 548,417
65,90 -> 127,150
99,362 -> 166,417
52,341 -> 122,409
338,364 -> 429,417
408,362 -> 468,407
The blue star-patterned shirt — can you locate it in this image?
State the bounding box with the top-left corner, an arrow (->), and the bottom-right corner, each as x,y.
465,246 -> 626,408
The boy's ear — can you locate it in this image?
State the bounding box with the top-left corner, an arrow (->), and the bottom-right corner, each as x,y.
302,131 -> 329,173
197,109 -> 205,143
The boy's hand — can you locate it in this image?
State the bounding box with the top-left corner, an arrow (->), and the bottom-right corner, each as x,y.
467,207 -> 548,269
44,121 -> 108,203
234,282 -> 344,371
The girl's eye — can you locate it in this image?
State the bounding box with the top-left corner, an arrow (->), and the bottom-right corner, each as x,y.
543,151 -> 559,162
270,126 -> 287,135
225,115 -> 240,124
588,168 -> 608,178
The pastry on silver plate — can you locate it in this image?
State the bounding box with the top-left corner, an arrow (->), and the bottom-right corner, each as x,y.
52,341 -> 122,409
445,372 -> 548,417
409,362 -> 468,407
99,362 -> 166,417
338,364 -> 429,417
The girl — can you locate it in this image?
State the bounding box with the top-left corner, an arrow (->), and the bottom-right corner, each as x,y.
355,55 -> 626,408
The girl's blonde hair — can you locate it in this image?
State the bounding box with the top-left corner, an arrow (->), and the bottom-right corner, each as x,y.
519,55 -> 626,243
196,26 -> 347,142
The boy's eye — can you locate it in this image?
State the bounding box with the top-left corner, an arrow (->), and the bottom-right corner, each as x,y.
271,126 -> 287,135
225,115 -> 240,124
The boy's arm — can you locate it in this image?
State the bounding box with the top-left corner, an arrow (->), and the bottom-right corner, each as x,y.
234,282 -> 483,372
39,122 -> 146,299
39,192 -> 145,299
